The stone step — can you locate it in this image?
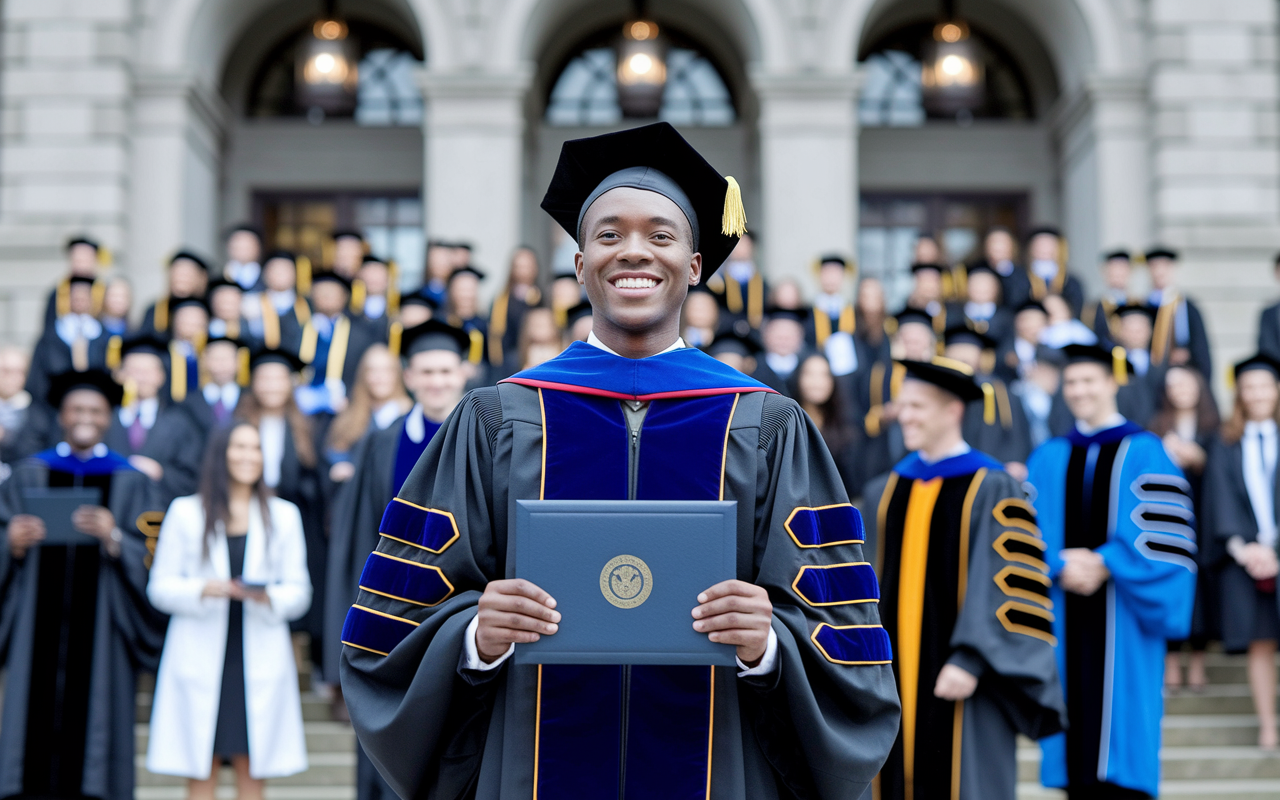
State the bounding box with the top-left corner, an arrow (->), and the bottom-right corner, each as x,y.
1165,684 -> 1277,716
1018,780 -> 1280,799
136,787 -> 355,800
136,693 -> 335,724
136,722 -> 355,755
1015,714 -> 1264,749
136,752 -> 354,788
1017,745 -> 1280,783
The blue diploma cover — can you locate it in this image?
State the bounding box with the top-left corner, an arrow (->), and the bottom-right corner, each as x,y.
514,499 -> 738,666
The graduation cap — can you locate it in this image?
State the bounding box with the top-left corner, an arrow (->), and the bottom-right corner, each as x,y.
68,274 -> 97,288
1033,345 -> 1067,368
206,276 -> 243,294
1114,303 -> 1155,322
169,249 -> 211,272
400,291 -> 439,311
764,306 -> 810,325
449,265 -> 486,283
169,295 -> 210,315
399,319 -> 472,359
65,235 -> 100,252
895,307 -> 936,329
263,249 -> 297,265
250,348 -> 305,374
1060,343 -> 1133,385
48,368 -> 124,408
311,270 -> 352,291
540,121 -> 747,281
910,262 -> 944,275
1014,299 -> 1048,316
943,325 -> 998,351
964,261 -> 998,279
816,253 -> 852,272
897,358 -> 985,402
119,333 -> 170,360
1102,249 -> 1131,262
1233,353 -> 1280,382
704,330 -> 763,359
1144,246 -> 1179,262
361,254 -> 389,267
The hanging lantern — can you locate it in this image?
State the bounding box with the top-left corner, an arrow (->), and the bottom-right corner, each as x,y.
920,20 -> 984,116
616,20 -> 667,118
296,18 -> 359,115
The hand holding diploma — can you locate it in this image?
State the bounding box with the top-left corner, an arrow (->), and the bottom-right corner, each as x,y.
476,579 -> 561,663
692,580 -> 773,668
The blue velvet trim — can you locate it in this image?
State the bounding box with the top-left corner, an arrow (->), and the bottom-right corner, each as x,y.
786,504 -> 865,548
541,390 -> 629,500
309,332 -> 332,387
392,415 -> 441,494
378,499 -> 457,553
537,665 -> 623,798
504,340 -> 772,399
33,448 -> 135,476
812,624 -> 893,665
1064,419 -> 1146,448
624,665 -> 713,799
637,395 -> 736,500
892,449 -> 1004,481
340,605 -> 417,656
359,554 -> 453,607
793,563 -> 880,606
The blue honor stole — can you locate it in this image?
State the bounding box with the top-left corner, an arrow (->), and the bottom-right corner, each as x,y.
392,413 -> 442,495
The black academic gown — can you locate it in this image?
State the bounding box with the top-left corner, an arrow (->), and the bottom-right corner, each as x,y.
863,452 -> 1065,800
964,377 -> 1034,467
706,271 -> 769,331
340,345 -> 901,800
102,403 -> 203,506
997,267 -> 1033,313
180,386 -> 242,438
24,328 -> 113,413
300,313 -> 379,395
1168,428 -> 1219,648
1259,302 -> 1280,363
0,449 -> 166,800
858,360 -> 908,483
1150,295 -> 1213,381
1027,269 -> 1086,318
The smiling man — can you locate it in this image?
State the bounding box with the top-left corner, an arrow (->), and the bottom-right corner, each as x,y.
340,123 -> 900,799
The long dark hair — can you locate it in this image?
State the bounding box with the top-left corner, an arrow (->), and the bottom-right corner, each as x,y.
199,421 -> 274,559
1149,365 -> 1220,440
789,354 -> 860,452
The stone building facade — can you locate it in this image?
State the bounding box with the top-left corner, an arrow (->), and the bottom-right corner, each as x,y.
1,0 -> 1277,391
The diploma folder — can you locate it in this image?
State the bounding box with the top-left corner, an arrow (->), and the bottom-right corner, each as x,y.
21,487 -> 103,546
514,499 -> 738,667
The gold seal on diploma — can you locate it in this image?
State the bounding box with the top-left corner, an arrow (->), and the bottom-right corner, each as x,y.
600,554 -> 653,609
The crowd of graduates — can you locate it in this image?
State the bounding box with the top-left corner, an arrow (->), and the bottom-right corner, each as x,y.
3,216 -> 1280,799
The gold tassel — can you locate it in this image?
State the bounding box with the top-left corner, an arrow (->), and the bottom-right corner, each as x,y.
237,346 -> 250,387
56,278 -> 70,317
1226,365 -> 1237,393
106,335 -> 122,370
98,246 -> 112,268
467,329 -> 484,365
170,342 -> 188,402
351,278 -> 367,313
155,298 -> 169,332
982,382 -> 996,426
388,321 -> 403,357
122,378 -> 137,410
721,176 -> 747,237
297,255 -> 312,295
388,261 -> 401,316
1112,346 -> 1129,386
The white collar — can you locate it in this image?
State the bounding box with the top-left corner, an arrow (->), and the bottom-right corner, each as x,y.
405,404 -> 425,443
586,330 -> 686,358
1246,419 -> 1279,437
372,399 -> 403,430
0,391 -> 31,410
56,441 -> 108,459
1075,412 -> 1126,436
918,441 -> 971,464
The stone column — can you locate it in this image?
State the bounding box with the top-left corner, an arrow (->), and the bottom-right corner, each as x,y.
752,71 -> 860,289
419,68 -> 531,299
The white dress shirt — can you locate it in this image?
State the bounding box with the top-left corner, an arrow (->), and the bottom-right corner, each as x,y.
1243,419 -> 1278,548
119,398 -> 159,430
267,289 -> 296,314
203,382 -> 241,410
764,352 -> 799,379
1075,412 -> 1126,437
55,314 -> 102,347
363,295 -> 387,320
918,441 -> 971,464
259,415 -> 287,489
226,261 -> 261,291
965,301 -> 996,322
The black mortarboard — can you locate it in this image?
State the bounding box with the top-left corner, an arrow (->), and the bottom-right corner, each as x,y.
1114,303 -> 1155,322
964,261 -> 998,279
566,300 -> 594,328
204,334 -> 246,349
361,254 -> 389,266
250,348 -> 305,373
898,358 -> 985,402
1144,246 -> 1179,262
943,325 -> 998,350
765,306 -> 810,324
119,333 -> 170,360
1102,249 -> 1131,262
704,331 -> 763,358
540,122 -> 747,281
68,275 -> 96,287
206,276 -> 242,294
895,307 -> 936,329
169,249 -> 211,272
169,296 -> 209,315
48,369 -> 124,408
400,292 -> 438,311
400,319 -> 471,358
1034,345 -> 1067,368
65,236 -> 100,252
332,229 -> 364,242
910,262 -> 944,275
1027,225 -> 1062,240
263,249 -> 297,265
1014,299 -> 1048,316
311,270 -> 352,291
1234,353 -> 1280,381
818,253 -> 848,268
1061,343 -> 1134,383
449,265 -> 486,282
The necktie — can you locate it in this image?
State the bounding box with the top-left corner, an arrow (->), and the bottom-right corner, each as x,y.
213,398 -> 228,425
129,415 -> 146,451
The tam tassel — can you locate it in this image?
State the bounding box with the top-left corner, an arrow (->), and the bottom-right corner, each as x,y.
297,255 -> 312,296
1111,346 -> 1129,386
982,382 -> 996,426
721,176 -> 747,237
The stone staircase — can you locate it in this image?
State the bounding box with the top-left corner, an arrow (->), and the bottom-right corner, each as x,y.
130,652 -> 1278,799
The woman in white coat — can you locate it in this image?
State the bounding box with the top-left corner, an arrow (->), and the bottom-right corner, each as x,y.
146,421 -> 311,798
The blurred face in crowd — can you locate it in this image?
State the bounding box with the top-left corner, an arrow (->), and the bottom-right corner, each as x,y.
448,272 -> 480,319
944,342 -> 983,373
1028,360 -> 1061,396
797,355 -> 835,406
522,307 -> 560,345
203,341 -> 239,387
1102,257 -> 1131,291
895,322 -> 936,362
450,246 -> 472,269
404,349 -> 467,421
570,313 -> 594,342
576,187 -> 700,342
360,261 -> 390,296
59,389 -> 112,450
251,363 -> 294,412
1028,233 -> 1060,263
771,279 -> 803,310
1239,368 -> 1280,423
68,282 -> 94,316
169,258 -> 207,297
818,262 -> 846,295
762,317 -> 804,358
1165,366 -> 1201,412
857,278 -> 886,314
103,279 -> 131,319
967,271 -> 999,305
552,276 -> 583,311
898,379 -> 963,454
683,291 -> 719,331
712,350 -> 751,374
362,347 -> 402,403
210,286 -> 242,322
333,237 -> 364,278
427,245 -> 454,282
1117,313 -> 1153,351
119,352 -> 166,402
1147,256 -> 1176,291
172,305 -> 209,342
311,282 -> 349,317
226,424 -> 264,487
985,230 -> 1015,264
0,347 -> 29,399
912,268 -> 942,304
728,233 -> 754,265
510,248 -> 540,287
1015,307 -> 1047,343
399,303 -> 433,328
263,258 -> 296,292
68,244 -> 98,276
1062,363 -> 1118,426
227,231 -> 261,265
915,236 -> 941,265
1042,294 -> 1071,325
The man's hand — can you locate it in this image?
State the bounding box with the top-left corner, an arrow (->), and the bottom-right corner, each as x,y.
128,455 -> 164,482
73,505 -> 116,541
934,663 -> 978,700
692,580 -> 773,667
8,514 -> 45,558
1059,548 -> 1110,596
329,462 -> 356,483
1239,542 -> 1280,581
475,579 -> 559,663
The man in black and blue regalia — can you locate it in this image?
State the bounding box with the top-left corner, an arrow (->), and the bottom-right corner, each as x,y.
0,369 -> 166,800
341,122 -> 901,798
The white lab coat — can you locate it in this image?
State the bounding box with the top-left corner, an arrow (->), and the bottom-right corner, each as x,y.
145,494 -> 311,779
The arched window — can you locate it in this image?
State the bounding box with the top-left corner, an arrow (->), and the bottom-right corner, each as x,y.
859,23 -> 1032,127
546,40 -> 736,126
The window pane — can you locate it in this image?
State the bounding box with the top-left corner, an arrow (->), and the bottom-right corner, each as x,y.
356,49 -> 424,126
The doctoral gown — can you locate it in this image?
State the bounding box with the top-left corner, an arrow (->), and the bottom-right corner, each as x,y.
1027,421 -> 1197,797
340,341 -> 901,799
0,445 -> 166,800
863,450 -> 1064,800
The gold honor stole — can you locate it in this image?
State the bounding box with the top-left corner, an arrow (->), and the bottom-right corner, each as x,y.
299,315 -> 351,385
813,305 -> 856,348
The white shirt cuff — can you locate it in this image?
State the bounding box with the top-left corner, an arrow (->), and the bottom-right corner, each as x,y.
736,628 -> 778,677
463,613 -> 515,671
